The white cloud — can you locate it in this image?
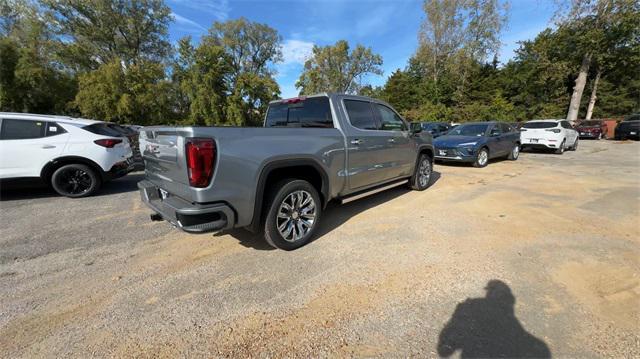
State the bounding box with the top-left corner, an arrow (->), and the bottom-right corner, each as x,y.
171,12 -> 206,31
280,39 -> 315,65
168,0 -> 229,21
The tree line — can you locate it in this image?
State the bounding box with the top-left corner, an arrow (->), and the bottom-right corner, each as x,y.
1,0 -> 638,126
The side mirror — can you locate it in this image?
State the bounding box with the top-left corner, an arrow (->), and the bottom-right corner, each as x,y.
410,123 -> 422,134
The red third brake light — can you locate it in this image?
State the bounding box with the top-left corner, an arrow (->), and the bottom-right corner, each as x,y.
94,139 -> 122,148
185,138 -> 216,188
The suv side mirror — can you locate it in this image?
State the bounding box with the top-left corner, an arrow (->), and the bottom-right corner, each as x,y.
410,123 -> 422,134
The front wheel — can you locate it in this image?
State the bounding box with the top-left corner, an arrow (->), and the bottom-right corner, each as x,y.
555,140 -> 566,154
507,144 -> 520,160
51,164 -> 101,198
409,153 -> 433,190
473,147 -> 489,168
263,179 -> 321,250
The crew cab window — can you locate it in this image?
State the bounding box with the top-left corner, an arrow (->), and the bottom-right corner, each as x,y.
265,97 -> 334,128
344,100 -> 377,130
375,104 -> 406,131
0,119 -> 46,140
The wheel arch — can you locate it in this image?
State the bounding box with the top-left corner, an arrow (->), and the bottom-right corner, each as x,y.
41,156 -> 106,183
248,157 -> 330,232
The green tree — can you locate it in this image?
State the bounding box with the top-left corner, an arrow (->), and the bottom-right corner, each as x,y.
44,0 -> 172,70
207,18 -> 282,126
296,40 -> 383,95
0,2 -> 76,114
74,58 -> 171,124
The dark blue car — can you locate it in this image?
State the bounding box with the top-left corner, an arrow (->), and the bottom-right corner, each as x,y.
433,122 -> 521,168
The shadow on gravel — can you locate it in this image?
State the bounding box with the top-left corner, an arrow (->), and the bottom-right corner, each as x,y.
220,171 -> 441,250
437,280 -> 551,358
0,172 -> 144,201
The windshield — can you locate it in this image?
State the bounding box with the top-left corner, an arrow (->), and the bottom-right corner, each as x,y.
447,124 -> 489,137
523,122 -> 558,129
580,121 -> 600,126
623,114 -> 640,122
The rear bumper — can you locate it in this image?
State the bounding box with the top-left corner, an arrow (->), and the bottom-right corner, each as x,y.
615,130 -> 639,140
104,158 -> 135,181
520,138 -> 559,149
137,180 -> 235,233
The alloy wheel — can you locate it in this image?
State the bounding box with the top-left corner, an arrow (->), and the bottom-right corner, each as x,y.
276,190 -> 317,242
55,168 -> 93,195
478,150 -> 488,166
418,158 -> 432,187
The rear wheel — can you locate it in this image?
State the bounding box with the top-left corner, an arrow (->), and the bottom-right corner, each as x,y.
264,179 -> 321,250
507,143 -> 520,160
570,137 -> 579,151
473,147 -> 489,168
409,153 -> 433,190
51,164 -> 101,198
555,140 -> 566,155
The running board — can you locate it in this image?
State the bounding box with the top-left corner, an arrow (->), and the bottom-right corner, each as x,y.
340,179 -> 408,204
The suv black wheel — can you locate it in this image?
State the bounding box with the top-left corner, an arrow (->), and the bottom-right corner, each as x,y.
51,164 -> 101,198
264,179 -> 322,250
473,147 -> 489,168
409,153 -> 433,191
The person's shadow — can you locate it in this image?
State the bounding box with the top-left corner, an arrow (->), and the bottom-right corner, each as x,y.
437,280 -> 551,358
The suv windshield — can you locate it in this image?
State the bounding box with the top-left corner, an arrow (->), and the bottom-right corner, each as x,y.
447,124 -> 489,137
265,97 -> 333,128
523,122 -> 558,129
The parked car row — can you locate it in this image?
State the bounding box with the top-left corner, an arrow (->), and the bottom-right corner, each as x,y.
1,100 -> 637,251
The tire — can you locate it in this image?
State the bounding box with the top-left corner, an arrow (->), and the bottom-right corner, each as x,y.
555,140 -> 566,155
51,164 -> 101,198
409,153 -> 433,191
507,143 -> 520,160
473,147 -> 489,168
570,137 -> 579,151
263,179 -> 322,250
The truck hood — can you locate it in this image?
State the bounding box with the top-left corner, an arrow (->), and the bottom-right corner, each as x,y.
433,135 -> 484,148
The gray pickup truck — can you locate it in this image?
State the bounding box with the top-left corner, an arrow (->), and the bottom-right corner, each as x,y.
138,93 -> 434,250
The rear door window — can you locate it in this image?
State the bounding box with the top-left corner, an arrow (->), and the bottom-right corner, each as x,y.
0,119 -> 46,140
344,100 -> 378,130
374,104 -> 406,131
45,122 -> 67,137
265,97 -> 334,128
82,123 -> 124,137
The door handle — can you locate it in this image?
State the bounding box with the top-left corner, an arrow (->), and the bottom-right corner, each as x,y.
350,139 -> 363,145
387,138 -> 396,143
41,145 -> 56,149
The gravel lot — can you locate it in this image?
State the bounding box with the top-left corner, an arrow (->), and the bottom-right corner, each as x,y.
1,140 -> 639,358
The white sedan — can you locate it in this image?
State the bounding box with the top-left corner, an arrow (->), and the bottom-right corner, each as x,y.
520,119 -> 579,154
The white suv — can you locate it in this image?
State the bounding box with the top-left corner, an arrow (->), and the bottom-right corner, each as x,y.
0,113 -> 133,197
520,119 -> 579,154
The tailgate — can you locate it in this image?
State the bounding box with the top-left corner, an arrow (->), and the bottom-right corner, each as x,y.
139,128 -> 194,201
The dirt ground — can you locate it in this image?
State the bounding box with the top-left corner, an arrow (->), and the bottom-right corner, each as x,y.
1,140 -> 638,358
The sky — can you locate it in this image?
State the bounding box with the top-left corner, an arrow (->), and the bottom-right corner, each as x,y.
167,0 -> 557,98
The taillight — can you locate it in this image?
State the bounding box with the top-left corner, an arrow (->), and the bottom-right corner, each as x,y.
94,139 -> 122,148
545,129 -> 562,133
185,138 -> 216,188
